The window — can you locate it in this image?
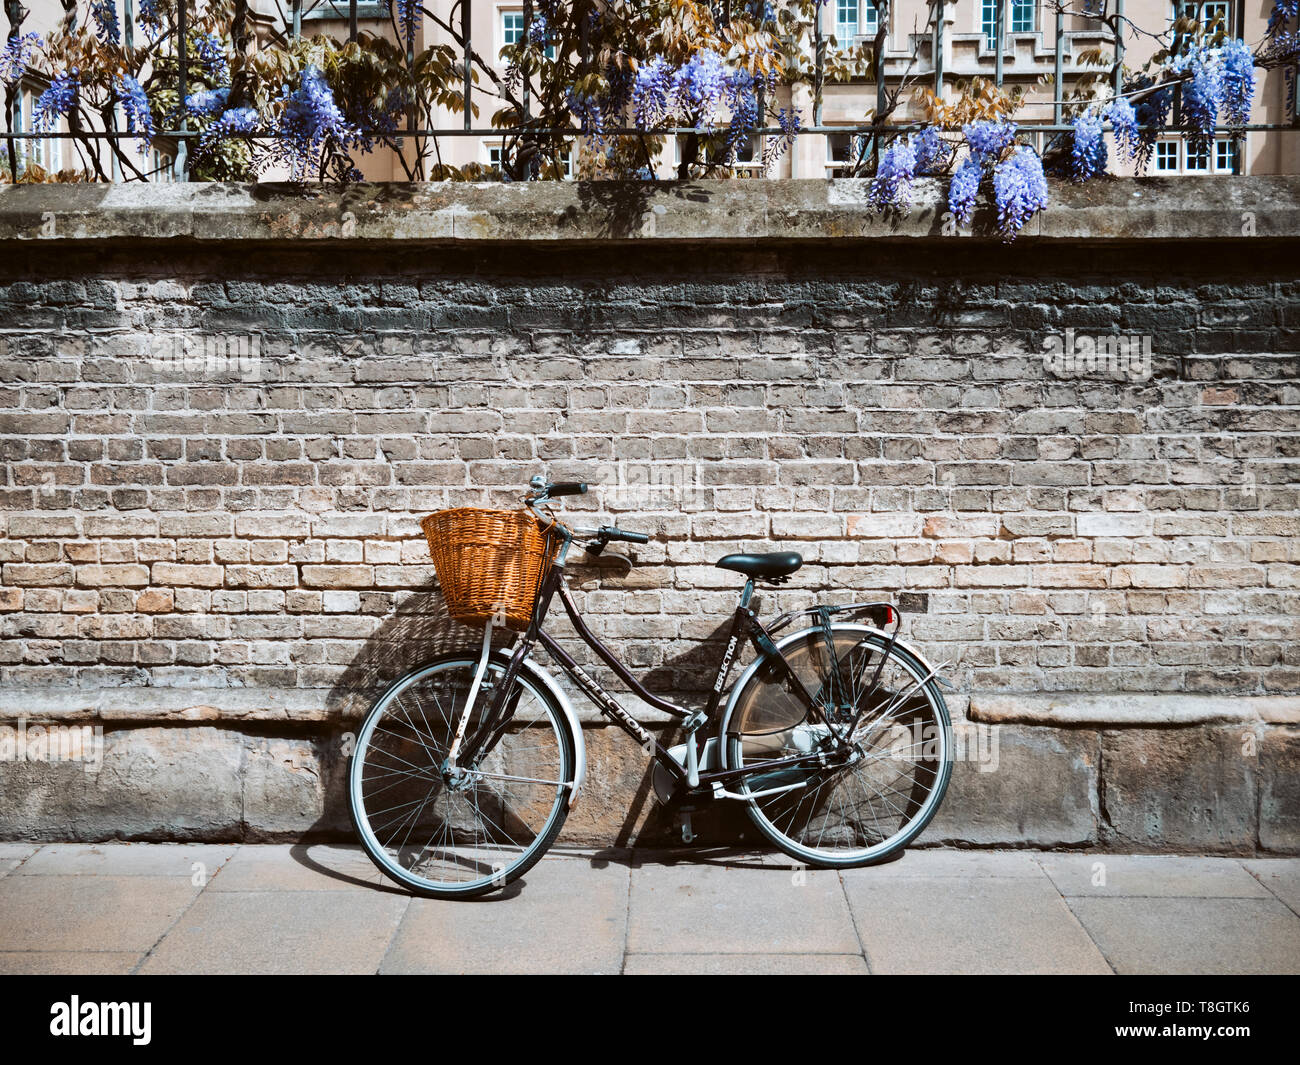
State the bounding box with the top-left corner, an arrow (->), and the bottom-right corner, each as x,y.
22,88 -> 60,174
151,149 -> 175,182
983,0 -> 1035,48
486,141 -> 573,178
501,9 -> 557,59
1174,1 -> 1231,33
673,133 -> 764,175
826,131 -> 865,176
1214,138 -> 1237,173
1185,141 -> 1210,171
1152,137 -> 1240,174
835,0 -> 878,43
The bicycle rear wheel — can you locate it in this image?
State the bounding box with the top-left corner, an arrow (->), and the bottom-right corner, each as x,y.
722,625 -> 952,868
349,653 -> 575,898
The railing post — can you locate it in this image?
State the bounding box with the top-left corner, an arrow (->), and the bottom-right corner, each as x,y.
291,0 -> 301,40
875,0 -> 887,120
1113,0 -> 1124,96
1053,7 -> 1063,125
934,0 -> 944,97
124,0 -> 133,50
175,0 -> 188,180
994,0 -> 1004,87
349,0 -> 357,42
463,0 -> 472,131
813,3 -> 824,127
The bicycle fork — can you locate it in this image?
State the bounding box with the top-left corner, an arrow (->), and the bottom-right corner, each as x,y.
446,620 -> 496,770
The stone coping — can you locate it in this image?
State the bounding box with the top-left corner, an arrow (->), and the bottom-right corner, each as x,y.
1,687 -> 1296,727
0,176 -> 1297,245
969,693 -> 1300,726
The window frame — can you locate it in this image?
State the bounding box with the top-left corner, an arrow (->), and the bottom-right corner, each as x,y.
499,7 -> 557,60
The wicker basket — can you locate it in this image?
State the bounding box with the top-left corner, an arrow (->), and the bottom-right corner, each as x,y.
420,508 -> 559,632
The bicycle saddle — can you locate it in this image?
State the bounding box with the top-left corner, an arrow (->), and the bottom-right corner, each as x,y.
715,551 -> 803,580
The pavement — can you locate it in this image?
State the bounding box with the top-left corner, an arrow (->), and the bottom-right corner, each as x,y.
0,843 -> 1296,975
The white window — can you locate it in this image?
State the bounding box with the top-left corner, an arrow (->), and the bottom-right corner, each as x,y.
1214,138 -> 1237,173
150,148 -> 174,182
500,9 -> 556,59
1152,137 -> 1239,174
22,88 -> 60,173
1185,140 -> 1210,171
1174,1 -> 1231,32
983,0 -> 1035,47
835,0 -> 879,43
825,131 -> 864,176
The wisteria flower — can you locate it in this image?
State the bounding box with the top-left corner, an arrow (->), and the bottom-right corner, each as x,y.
993,146 -> 1048,240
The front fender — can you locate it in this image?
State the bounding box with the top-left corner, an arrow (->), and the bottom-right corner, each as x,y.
518,654 -> 588,808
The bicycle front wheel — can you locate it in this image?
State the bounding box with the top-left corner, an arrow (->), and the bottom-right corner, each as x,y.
722,625 -> 952,868
349,653 -> 575,898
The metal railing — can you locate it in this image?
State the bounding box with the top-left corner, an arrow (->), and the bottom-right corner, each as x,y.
3,0 -> 1297,181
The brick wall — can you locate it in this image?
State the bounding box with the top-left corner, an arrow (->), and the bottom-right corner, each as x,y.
3,240 -> 1297,698
0,180 -> 1296,849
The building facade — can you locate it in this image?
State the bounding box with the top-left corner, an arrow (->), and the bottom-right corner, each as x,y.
5,1 -> 1298,181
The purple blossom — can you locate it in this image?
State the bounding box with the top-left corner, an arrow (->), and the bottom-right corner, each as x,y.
963,120 -> 1015,160
91,0 -> 120,44
1173,46 -> 1221,145
1270,0 -> 1299,33
393,0 -> 418,49
1105,96 -> 1139,160
869,136 -> 918,212
1220,39 -> 1256,124
33,71 -> 79,132
993,146 -> 1048,240
200,105 -> 260,154
948,153 -> 983,228
911,127 -> 952,175
276,67 -> 359,178
187,87 -> 230,117
115,74 -> 155,151
1068,110 -> 1107,182
194,33 -> 230,87
0,32 -> 41,85
631,56 -> 673,129
671,50 -> 729,126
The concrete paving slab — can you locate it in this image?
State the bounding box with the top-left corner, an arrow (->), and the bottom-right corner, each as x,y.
0,951 -> 143,975
381,859 -> 629,974
628,863 -> 860,955
0,844 -> 38,859
15,842 -> 239,878
1067,897 -> 1300,974
1040,855 -> 1272,898
0,875 -> 200,952
849,850 -> 1050,879
1241,859 -> 1300,914
624,953 -> 869,974
843,876 -> 1112,974
205,844 -> 394,893
138,890 -> 408,975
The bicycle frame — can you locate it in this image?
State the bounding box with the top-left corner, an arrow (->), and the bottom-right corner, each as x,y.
459,558 -> 881,802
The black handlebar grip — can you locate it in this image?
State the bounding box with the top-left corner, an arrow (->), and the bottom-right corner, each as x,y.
549,482 -> 588,497
601,526 -> 649,544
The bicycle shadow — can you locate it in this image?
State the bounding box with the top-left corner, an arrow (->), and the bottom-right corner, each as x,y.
304,568 -> 790,893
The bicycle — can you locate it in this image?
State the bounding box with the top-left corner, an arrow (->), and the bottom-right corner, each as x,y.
348,476 -> 955,898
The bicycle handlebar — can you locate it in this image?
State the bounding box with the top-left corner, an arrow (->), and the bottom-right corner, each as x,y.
548,482 -> 588,497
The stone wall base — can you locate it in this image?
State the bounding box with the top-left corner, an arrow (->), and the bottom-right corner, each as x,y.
0,713 -> 1293,854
